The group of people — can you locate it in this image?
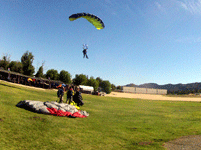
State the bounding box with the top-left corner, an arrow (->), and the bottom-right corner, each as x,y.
57,86 -> 84,107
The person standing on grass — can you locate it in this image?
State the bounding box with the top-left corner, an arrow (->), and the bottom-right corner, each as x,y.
66,86 -> 73,104
73,87 -> 84,106
57,86 -> 64,103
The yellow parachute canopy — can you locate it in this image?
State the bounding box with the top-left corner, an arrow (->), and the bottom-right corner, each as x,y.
69,13 -> 105,30
28,78 -> 33,82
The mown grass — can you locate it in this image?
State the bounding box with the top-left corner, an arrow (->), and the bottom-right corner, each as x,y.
1,80 -> 201,150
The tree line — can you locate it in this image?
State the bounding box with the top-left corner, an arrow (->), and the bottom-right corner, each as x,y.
0,51 -> 116,93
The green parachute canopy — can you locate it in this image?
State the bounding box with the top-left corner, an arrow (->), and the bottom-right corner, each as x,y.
69,13 -> 105,30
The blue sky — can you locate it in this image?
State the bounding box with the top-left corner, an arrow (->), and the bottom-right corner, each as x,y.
1,0 -> 201,86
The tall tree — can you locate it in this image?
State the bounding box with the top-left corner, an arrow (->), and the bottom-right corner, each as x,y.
35,66 -> 44,78
116,86 -> 122,90
45,69 -> 59,80
87,76 -> 99,92
35,62 -> 45,78
96,77 -> 103,85
73,74 -> 88,85
100,80 -> 111,94
0,54 -> 10,70
111,84 -> 116,91
21,51 -> 35,76
59,70 -> 72,84
8,61 -> 23,73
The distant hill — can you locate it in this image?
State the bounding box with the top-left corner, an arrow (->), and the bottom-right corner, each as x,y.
125,82 -> 201,93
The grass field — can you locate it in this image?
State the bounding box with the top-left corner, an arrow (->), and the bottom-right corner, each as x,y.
166,94 -> 201,98
1,80 -> 201,150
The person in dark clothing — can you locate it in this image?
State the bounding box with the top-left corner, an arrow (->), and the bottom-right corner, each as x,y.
73,88 -> 84,106
57,86 -> 64,103
66,86 -> 73,104
82,44 -> 89,59
83,49 -> 88,59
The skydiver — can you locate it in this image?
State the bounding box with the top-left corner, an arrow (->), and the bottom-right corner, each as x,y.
82,44 -> 89,59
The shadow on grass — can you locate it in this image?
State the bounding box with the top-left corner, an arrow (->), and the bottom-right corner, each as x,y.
16,105 -> 49,122
0,82 -> 23,90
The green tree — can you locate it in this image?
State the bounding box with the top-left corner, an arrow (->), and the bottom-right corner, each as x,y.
116,86 -> 122,90
100,80 -> 111,94
87,76 -> 99,92
59,70 -> 72,84
96,77 -> 103,85
73,74 -> 88,86
35,65 -> 44,78
9,61 -> 23,73
45,69 -> 59,80
0,54 -> 10,70
21,51 -> 35,76
111,84 -> 116,91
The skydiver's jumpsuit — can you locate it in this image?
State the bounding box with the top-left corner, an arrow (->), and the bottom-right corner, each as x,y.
83,49 -> 88,59
57,88 -> 64,103
67,89 -> 73,104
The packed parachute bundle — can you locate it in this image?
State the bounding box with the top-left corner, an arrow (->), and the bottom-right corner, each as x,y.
69,13 -> 105,30
16,100 -> 89,118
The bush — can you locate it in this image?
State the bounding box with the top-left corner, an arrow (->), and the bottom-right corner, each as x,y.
100,80 -> 111,94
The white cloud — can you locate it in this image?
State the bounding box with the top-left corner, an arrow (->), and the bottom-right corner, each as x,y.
178,0 -> 201,15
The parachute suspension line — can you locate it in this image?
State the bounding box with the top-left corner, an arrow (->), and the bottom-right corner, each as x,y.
83,44 -> 88,50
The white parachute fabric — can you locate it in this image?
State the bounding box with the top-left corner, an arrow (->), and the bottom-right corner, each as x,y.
16,100 -> 89,117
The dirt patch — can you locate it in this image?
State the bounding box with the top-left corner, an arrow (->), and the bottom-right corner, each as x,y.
106,92 -> 201,102
164,135 -> 201,150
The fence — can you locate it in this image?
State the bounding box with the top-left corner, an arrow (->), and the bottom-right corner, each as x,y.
122,86 -> 167,95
